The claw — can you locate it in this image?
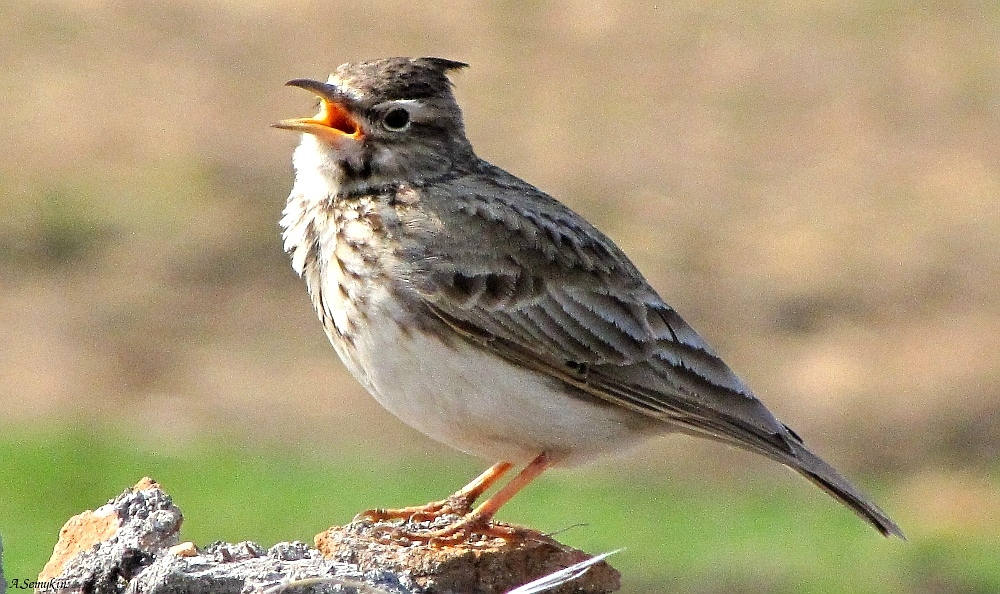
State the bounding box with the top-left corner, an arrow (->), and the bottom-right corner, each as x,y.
356,500 -> 449,523
352,455 -> 549,546
353,461 -> 514,526
396,512 -> 520,546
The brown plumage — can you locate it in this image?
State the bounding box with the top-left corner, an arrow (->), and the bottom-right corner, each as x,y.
275,56 -> 903,541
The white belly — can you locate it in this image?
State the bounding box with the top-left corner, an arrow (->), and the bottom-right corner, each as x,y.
342,299 -> 657,466
285,182 -> 656,466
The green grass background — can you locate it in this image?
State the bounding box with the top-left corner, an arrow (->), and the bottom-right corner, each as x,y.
3,426 -> 996,593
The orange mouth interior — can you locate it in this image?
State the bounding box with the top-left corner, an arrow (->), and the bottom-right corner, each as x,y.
317,99 -> 360,136
275,98 -> 363,140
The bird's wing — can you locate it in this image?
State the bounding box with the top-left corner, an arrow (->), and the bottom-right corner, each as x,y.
406,168 -> 790,452
401,167 -> 903,538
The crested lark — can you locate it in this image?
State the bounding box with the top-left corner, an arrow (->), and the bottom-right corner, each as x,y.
274,57 -> 902,542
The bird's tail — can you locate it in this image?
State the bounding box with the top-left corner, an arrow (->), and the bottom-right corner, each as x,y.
781,439 -> 905,539
673,412 -> 904,538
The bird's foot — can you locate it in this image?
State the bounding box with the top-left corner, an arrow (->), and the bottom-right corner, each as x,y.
391,510 -> 519,546
355,493 -> 474,524
355,461 -> 514,526
355,458 -> 542,546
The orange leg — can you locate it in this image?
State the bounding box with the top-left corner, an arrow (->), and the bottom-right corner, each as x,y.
400,453 -> 551,544
359,461 -> 513,522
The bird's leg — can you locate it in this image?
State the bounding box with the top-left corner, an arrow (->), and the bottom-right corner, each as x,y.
400,453 -> 551,544
358,461 -> 513,522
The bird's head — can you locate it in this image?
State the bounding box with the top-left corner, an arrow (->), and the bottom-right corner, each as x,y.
275,57 -> 473,193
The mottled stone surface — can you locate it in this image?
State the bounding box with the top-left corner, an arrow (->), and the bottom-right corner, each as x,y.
316,518 -> 620,594
38,478 -> 619,594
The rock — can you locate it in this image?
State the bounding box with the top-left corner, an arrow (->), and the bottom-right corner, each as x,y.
38,478 -> 620,594
38,477 -> 181,591
316,518 -> 621,594
125,540 -> 409,594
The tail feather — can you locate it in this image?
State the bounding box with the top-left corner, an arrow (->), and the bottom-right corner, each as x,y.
784,441 -> 905,539
673,417 -> 904,538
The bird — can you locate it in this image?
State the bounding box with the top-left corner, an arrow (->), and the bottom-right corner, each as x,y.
273,56 -> 903,543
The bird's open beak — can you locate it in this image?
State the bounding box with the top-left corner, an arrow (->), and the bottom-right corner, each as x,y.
273,79 -> 364,142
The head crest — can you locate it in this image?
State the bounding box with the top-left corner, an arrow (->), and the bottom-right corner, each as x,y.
414,57 -> 469,73
330,57 -> 469,102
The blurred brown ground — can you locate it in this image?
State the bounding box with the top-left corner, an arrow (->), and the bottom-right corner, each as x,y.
1,0 -> 997,520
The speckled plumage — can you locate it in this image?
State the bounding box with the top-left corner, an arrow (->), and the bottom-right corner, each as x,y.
276,57 -> 902,538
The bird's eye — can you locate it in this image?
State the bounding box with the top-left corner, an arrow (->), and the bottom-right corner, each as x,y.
382,107 -> 410,131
